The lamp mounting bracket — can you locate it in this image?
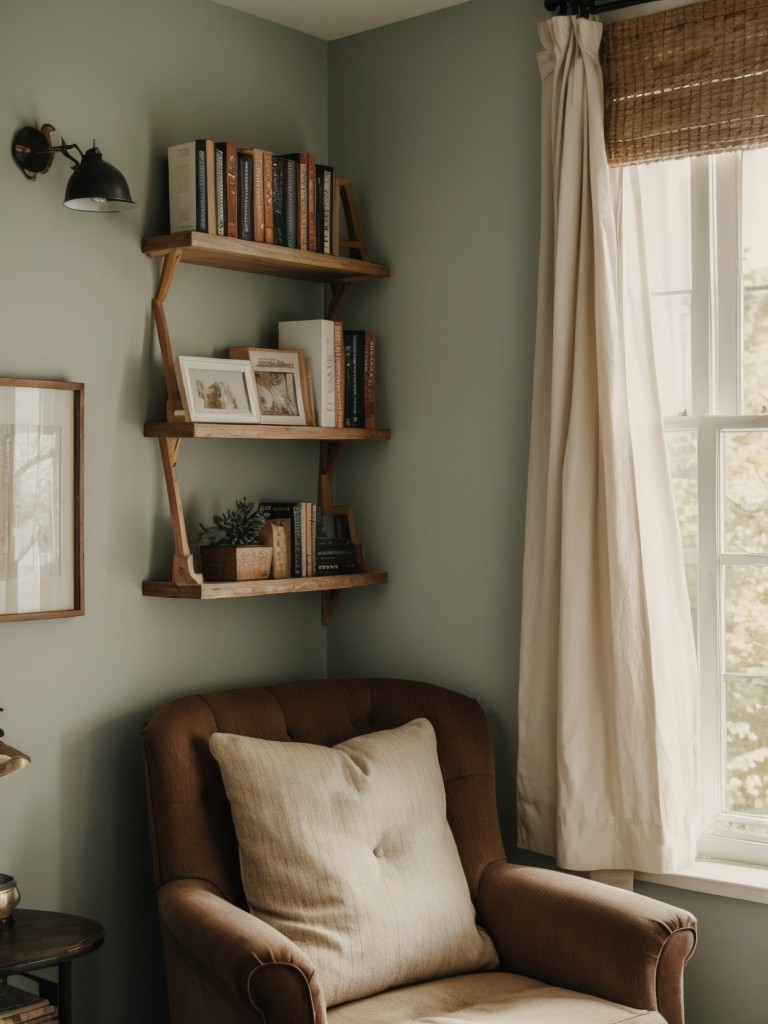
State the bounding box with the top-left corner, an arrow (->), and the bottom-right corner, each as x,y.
11,124 -> 84,181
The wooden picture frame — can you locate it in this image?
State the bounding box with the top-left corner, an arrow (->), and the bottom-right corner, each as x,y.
229,347 -> 312,426
176,356 -> 260,423
0,378 -> 84,622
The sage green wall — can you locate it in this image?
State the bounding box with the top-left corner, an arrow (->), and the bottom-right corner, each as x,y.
328,1 -> 768,1022
327,0 -> 541,851
0,1 -> 331,1021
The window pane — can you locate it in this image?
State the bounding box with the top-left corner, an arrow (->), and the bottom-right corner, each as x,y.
743,149 -> 768,288
725,675 -> 768,817
651,294 -> 692,417
638,159 -> 692,416
742,149 -> 768,414
723,431 -> 768,554
724,565 -> 768,675
743,286 -> 768,414
665,430 -> 698,548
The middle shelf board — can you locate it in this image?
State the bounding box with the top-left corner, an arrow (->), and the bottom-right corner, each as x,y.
144,422 -> 391,441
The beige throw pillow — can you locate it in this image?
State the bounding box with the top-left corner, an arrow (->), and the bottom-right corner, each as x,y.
210,718 -> 498,1008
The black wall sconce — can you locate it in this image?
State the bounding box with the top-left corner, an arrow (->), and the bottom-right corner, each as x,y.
11,123 -> 136,212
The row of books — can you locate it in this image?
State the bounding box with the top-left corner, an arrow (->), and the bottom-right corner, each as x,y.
168,140 -> 335,254
259,503 -> 358,578
278,319 -> 376,429
0,985 -> 58,1024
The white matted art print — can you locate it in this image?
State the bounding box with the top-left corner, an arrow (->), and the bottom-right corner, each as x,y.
229,347 -> 310,426
176,356 -> 260,423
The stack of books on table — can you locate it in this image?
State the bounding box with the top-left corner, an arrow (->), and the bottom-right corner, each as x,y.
168,140 -> 335,254
0,984 -> 58,1023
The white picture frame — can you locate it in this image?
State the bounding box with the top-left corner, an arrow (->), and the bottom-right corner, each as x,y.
176,356 -> 260,423
229,347 -> 311,426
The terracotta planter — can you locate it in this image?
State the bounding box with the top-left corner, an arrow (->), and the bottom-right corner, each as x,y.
200,544 -> 273,582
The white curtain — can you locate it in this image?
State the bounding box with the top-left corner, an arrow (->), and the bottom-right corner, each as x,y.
517,15 -> 699,875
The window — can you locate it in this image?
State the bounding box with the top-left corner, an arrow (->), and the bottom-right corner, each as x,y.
638,147 -> 768,866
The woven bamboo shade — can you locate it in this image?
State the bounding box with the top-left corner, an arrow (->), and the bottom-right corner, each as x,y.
601,0 -> 768,165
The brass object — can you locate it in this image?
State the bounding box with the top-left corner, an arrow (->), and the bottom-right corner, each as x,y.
0,874 -> 20,929
0,740 -> 31,779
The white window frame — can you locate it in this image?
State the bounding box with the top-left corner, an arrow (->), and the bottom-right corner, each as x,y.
661,150 -> 768,867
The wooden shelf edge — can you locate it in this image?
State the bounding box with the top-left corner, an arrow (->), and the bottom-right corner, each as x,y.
142,571 -> 387,600
144,422 -> 390,441
141,232 -> 390,283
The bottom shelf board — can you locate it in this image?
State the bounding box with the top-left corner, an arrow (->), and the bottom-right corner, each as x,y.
142,571 -> 387,600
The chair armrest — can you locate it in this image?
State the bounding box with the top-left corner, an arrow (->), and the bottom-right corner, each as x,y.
158,878 -> 326,1024
478,861 -> 696,1024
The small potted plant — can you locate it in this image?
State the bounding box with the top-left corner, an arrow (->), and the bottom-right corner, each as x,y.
197,497 -> 272,582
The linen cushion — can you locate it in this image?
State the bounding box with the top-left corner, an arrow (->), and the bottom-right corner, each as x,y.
209,718 -> 498,1007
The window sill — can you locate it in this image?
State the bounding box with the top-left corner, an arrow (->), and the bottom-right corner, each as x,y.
636,859 -> 768,904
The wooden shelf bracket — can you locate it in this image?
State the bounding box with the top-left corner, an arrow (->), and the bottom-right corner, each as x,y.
158,437 -> 203,586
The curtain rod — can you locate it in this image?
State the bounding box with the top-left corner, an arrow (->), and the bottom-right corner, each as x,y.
544,0 -> 657,14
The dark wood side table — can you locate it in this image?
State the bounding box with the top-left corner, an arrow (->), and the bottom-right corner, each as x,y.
0,909 -> 104,1024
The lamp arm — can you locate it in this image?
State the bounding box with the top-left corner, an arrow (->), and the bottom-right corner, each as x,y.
48,138 -> 85,167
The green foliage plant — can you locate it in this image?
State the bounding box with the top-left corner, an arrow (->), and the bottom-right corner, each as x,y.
198,497 -> 267,547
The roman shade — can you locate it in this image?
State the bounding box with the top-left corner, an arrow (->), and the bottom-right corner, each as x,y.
601,0 -> 768,164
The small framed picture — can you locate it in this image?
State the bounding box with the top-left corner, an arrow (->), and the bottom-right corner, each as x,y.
176,356 -> 260,423
229,347 -> 312,426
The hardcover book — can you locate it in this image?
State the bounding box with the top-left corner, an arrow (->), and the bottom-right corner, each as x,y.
343,329 -> 366,428
315,164 -> 334,255
168,139 -> 212,233
237,152 -> 254,241
278,319 -> 337,428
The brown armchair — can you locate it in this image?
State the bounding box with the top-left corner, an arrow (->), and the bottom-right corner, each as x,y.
142,677 -> 696,1024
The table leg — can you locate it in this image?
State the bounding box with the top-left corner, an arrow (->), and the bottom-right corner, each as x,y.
57,962 -> 72,1024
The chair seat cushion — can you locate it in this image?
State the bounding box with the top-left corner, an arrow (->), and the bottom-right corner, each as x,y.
210,718 -> 498,1008
326,972 -> 669,1023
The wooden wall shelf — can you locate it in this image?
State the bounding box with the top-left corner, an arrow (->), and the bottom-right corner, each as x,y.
144,422 -> 391,442
141,228 -> 391,623
141,232 -> 390,284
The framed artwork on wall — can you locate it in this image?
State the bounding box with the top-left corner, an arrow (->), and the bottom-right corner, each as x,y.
0,378 -> 84,622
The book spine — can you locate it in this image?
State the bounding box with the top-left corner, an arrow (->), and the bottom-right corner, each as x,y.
204,140 -> 216,235
315,165 -> 334,255
306,153 -> 316,253
334,321 -> 345,428
251,151 -> 265,242
284,157 -> 298,249
238,154 -> 254,241
272,157 -> 287,246
364,331 -> 376,429
195,141 -> 209,231
263,151 -> 274,244
343,329 -> 366,428
214,143 -> 226,235
225,141 -> 238,238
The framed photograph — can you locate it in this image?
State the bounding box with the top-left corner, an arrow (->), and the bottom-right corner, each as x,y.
229,347 -> 311,426
0,378 -> 84,622
176,356 -> 260,423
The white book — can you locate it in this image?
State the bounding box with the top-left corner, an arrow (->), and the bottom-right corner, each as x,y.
278,319 -> 336,427
168,140 -> 210,233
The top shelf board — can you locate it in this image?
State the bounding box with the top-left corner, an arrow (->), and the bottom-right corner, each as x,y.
141,232 -> 390,284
